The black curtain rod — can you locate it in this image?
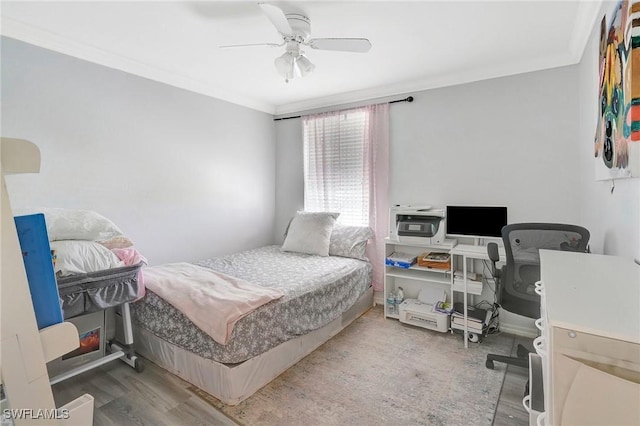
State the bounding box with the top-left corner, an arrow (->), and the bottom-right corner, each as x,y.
389,96 -> 414,104
273,95 -> 414,121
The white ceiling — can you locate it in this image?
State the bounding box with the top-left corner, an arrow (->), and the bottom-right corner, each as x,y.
1,1 -> 602,115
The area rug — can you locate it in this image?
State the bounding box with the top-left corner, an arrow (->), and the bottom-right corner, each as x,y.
191,306 -> 513,426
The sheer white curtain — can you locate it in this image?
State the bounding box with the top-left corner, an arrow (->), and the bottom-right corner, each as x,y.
303,103 -> 389,291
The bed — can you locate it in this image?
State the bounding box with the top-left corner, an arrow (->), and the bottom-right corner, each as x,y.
130,243 -> 373,405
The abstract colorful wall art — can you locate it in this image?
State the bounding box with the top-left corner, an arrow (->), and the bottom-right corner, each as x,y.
595,0 -> 640,179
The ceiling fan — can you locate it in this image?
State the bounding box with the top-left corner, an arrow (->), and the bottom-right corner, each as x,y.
220,3 -> 372,83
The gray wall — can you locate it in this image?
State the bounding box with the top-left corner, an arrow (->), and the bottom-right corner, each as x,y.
1,37 -> 277,265
388,67 -> 581,225
275,66 -> 583,235
274,117 -> 304,243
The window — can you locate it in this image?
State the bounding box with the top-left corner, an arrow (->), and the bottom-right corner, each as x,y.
303,108 -> 370,226
302,103 -> 389,290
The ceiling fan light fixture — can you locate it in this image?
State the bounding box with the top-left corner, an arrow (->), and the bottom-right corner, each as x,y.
295,54 -> 315,77
274,52 -> 294,76
224,4 -> 371,84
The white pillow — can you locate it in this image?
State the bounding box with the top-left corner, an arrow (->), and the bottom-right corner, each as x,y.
38,208 -> 124,241
281,211 -> 339,256
329,225 -> 373,261
51,240 -> 124,277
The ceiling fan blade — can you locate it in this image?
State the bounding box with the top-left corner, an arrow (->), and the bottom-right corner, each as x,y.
219,42 -> 283,49
307,38 -> 372,53
258,3 -> 293,36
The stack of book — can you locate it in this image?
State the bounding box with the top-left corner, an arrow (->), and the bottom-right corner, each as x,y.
417,252 -> 451,270
451,302 -> 491,332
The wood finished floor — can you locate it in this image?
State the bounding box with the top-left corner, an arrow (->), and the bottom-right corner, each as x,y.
51,336 -> 530,426
492,335 -> 531,426
51,360 -> 237,426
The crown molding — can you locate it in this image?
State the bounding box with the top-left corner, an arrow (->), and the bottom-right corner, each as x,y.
567,0 -> 604,63
275,51 -> 575,116
0,16 -> 276,115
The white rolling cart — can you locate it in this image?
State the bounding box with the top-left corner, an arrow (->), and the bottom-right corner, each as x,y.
449,244 -> 505,348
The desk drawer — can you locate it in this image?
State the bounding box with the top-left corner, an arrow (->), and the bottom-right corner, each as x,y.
552,327 -> 640,369
550,327 -> 640,425
554,353 -> 640,425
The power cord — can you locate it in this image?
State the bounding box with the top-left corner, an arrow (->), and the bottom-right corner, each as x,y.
454,258 -> 503,338
478,259 -> 503,335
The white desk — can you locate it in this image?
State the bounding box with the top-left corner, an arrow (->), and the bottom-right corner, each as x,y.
535,251 -> 640,425
449,244 -> 506,348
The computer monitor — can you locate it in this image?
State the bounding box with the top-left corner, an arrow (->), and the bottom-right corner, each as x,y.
446,206 -> 507,239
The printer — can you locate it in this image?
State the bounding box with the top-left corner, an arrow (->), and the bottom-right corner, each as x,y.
389,205 -> 448,245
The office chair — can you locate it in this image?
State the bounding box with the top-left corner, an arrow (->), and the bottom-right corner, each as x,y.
485,223 -> 590,370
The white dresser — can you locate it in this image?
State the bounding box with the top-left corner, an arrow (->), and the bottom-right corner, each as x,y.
530,250 -> 640,426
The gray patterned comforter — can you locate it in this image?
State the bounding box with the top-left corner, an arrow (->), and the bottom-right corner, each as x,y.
130,245 -> 372,364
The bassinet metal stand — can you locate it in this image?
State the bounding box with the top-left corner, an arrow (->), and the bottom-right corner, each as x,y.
49,302 -> 143,385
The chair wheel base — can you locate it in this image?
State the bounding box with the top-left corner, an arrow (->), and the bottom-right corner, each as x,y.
486,359 -> 495,369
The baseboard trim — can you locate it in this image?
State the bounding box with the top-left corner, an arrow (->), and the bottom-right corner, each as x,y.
373,291 -> 384,307
499,323 -> 538,339
375,291 -> 538,338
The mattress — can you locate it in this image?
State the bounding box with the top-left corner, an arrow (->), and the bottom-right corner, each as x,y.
130,245 -> 372,364
57,263 -> 143,319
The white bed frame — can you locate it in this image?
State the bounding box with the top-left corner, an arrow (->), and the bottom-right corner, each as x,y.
133,286 -> 373,405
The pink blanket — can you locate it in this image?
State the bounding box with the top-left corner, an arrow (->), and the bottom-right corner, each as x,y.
112,247 -> 148,300
143,263 -> 284,345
